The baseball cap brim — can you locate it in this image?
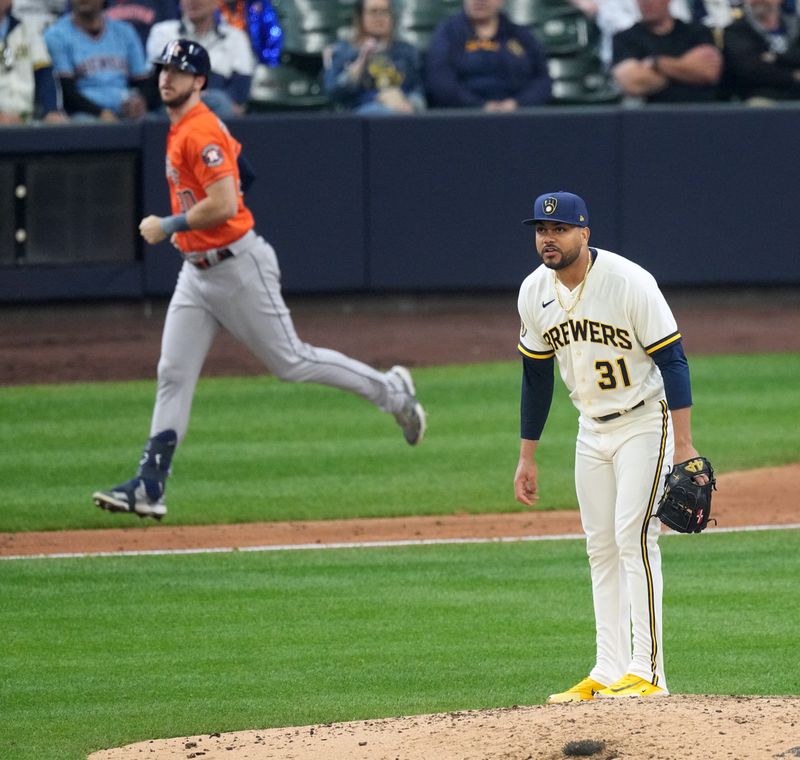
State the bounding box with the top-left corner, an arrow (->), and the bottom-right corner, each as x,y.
521,216 -> 587,226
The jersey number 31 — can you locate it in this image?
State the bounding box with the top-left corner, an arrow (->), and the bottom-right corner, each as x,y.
595,358 -> 631,390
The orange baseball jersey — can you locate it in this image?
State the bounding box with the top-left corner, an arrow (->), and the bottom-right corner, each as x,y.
165,101 -> 254,252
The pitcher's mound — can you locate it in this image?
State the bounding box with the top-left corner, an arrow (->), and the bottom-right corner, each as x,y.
90,695 -> 800,759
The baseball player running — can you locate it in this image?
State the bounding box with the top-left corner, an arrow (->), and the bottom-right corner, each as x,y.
513,191 -> 706,700
93,39 -> 425,520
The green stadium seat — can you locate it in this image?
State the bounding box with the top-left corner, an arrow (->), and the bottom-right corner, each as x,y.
248,59 -> 331,111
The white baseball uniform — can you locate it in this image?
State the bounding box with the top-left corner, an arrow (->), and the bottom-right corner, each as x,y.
518,247 -> 679,690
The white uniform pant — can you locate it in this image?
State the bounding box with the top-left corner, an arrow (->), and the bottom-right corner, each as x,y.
150,234 -> 408,441
575,400 -> 674,691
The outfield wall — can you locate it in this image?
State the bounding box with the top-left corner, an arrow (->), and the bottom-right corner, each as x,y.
2,103 -> 799,302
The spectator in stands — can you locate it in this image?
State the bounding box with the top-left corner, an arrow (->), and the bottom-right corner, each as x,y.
324,0 -> 425,114
0,0 -> 67,123
425,0 -> 551,111
9,0 -> 65,34
217,0 -> 244,31
105,0 -> 178,47
596,0 -> 735,66
722,0 -> 800,101
44,0 -> 153,119
612,0 -> 723,102
146,0 -> 254,117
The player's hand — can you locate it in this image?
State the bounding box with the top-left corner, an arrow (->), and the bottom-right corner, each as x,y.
673,445 -> 710,485
139,215 -> 168,244
121,93 -> 147,120
514,458 -> 539,506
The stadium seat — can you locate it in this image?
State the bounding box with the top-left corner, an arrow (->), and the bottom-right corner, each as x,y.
248,57 -> 331,111
547,52 -> 620,104
395,0 -> 461,50
532,8 -> 599,55
272,0 -> 340,54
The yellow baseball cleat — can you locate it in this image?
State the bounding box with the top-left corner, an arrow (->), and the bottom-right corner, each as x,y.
595,673 -> 668,698
546,676 -> 607,704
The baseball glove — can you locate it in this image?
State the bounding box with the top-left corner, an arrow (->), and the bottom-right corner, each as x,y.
655,457 -> 717,533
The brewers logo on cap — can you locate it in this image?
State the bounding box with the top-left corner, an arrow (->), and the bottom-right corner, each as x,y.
522,191 -> 589,227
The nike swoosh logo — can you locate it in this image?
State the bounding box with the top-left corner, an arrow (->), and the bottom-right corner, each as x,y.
610,679 -> 645,693
542,299 -> 555,308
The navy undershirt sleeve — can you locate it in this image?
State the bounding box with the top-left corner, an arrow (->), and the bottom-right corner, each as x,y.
651,338 -> 692,409
520,354 -> 555,440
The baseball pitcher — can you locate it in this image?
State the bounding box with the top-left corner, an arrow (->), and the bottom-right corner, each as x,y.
513,191 -> 710,701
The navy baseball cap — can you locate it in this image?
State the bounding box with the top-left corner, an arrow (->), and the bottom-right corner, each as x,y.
522,191 -> 589,227
153,39 -> 211,89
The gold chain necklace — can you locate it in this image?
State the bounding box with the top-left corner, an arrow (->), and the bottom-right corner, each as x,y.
553,256 -> 592,314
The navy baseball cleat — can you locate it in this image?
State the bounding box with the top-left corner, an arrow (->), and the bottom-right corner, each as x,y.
388,365 -> 426,446
93,478 -> 167,520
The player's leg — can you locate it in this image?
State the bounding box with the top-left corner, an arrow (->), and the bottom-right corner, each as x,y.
93,268 -> 219,517
574,427 -> 631,687
149,274 -> 220,441
212,240 -> 424,444
600,401 -> 674,695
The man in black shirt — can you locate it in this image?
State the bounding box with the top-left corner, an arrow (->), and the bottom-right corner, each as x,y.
612,0 -> 722,103
723,0 -> 800,101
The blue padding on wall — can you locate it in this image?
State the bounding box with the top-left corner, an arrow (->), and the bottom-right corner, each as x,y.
229,114 -> 367,293
0,123 -> 142,154
3,105 -> 800,303
0,264 -> 141,301
365,108 -> 621,290
619,104 -> 800,285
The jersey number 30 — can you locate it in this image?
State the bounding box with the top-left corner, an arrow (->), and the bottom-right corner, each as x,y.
595,358 -> 631,390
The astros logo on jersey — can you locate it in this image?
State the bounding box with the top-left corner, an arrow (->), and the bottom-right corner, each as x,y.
202,144 -> 224,167
542,197 -> 558,215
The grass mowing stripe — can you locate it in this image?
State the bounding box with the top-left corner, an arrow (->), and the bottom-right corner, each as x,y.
0,354 -> 797,530
1,530 -> 798,759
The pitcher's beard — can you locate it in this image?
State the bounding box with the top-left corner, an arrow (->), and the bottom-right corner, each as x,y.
542,248 -> 580,270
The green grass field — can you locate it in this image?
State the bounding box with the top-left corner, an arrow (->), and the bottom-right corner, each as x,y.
2,530 -> 798,759
0,353 -> 798,531
1,352 -> 798,758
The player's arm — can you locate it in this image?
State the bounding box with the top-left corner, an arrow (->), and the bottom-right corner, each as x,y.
139,176 -> 239,244
649,338 -> 700,464
514,350 -> 555,506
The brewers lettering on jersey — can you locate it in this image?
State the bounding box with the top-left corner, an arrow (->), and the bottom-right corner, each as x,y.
92,39 -> 426,521
513,191 -> 706,702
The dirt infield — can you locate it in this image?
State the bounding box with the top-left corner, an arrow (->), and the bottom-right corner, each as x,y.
4,289 -> 800,758
2,287 -> 800,385
1,463 -> 798,557
89,696 -> 800,760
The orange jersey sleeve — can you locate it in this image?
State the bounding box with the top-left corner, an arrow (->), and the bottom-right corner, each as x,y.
165,101 -> 255,252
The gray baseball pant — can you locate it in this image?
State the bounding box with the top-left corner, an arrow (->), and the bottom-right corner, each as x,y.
150,232 -> 408,441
